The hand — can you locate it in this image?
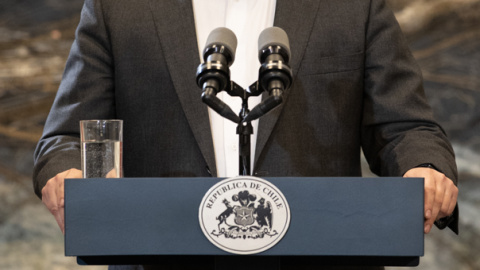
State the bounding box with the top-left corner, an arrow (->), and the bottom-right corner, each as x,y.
403,167 -> 458,234
41,168 -> 82,234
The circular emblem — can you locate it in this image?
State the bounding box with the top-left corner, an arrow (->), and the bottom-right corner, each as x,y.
199,176 -> 290,254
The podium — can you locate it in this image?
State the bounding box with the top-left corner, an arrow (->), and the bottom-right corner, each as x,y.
65,177 -> 424,268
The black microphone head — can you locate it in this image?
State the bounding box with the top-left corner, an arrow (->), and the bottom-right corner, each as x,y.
204,27 -> 237,63
258,27 -> 291,62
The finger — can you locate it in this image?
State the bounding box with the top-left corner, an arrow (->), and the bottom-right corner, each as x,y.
438,183 -> 456,219
430,178 -> 446,222
424,174 -> 441,234
424,217 -> 434,234
43,181 -> 64,233
445,186 -> 458,218
56,177 -> 65,234
59,169 -> 83,233
41,183 -> 55,214
424,178 -> 435,225
43,170 -> 72,234
53,173 -> 67,234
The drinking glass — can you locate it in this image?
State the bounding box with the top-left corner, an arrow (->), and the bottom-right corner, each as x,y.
80,120 -> 123,178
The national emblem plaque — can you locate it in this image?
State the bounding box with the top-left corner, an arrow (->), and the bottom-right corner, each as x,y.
199,176 -> 291,254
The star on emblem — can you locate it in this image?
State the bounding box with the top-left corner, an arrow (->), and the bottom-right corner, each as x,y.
239,210 -> 250,221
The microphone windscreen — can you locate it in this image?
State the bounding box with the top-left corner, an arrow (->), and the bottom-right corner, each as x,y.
205,27 -> 237,61
258,27 -> 291,61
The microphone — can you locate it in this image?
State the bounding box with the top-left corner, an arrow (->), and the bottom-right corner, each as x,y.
196,27 -> 240,123
243,27 -> 293,123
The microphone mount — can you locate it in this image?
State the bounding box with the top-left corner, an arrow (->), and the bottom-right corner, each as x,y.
196,27 -> 292,176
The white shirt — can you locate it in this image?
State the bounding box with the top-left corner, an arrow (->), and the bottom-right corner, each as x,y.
193,0 -> 276,177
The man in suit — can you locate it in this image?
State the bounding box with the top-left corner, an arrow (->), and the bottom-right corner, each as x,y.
34,0 -> 458,269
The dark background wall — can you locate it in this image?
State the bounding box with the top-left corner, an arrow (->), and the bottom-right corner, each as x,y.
0,0 -> 478,269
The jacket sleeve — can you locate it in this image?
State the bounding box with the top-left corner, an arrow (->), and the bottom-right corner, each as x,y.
360,0 -> 458,233
33,0 -> 115,198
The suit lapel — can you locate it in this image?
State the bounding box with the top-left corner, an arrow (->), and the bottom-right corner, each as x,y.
148,0 -> 217,176
254,0 -> 321,167
147,0 -> 320,175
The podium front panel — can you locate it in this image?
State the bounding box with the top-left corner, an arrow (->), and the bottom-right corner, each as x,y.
65,177 -> 423,258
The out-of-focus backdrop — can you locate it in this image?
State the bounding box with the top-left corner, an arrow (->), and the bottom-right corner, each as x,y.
0,0 -> 478,269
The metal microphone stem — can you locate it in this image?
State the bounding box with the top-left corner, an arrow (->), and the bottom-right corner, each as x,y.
237,98 -> 253,176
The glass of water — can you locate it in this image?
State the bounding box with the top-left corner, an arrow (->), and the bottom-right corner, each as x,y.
80,120 -> 123,178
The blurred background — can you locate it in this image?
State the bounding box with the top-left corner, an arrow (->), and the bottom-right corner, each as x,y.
0,0 -> 478,269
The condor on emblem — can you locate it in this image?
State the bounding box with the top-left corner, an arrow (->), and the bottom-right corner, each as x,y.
199,176 -> 291,254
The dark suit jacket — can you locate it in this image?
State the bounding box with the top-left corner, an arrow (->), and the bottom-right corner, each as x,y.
33,0 -> 458,234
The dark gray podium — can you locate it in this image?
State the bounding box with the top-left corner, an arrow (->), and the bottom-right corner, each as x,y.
65,177 -> 424,268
